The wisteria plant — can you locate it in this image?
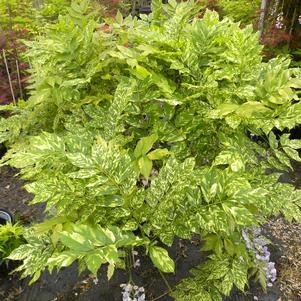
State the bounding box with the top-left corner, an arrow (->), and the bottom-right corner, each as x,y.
1,1 -> 301,300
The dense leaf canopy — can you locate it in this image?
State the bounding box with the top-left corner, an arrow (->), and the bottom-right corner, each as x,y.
1,1 -> 301,300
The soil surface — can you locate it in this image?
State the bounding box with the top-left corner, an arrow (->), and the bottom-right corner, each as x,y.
0,164 -> 300,301
0,166 -> 44,224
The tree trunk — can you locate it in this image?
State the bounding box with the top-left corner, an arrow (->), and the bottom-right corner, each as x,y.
258,0 -> 269,39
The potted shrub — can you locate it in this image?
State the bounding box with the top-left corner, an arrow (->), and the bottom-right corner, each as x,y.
1,0 -> 301,299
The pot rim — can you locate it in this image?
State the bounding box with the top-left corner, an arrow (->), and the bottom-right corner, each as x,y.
0,208 -> 15,224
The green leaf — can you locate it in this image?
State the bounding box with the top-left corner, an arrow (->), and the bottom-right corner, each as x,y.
66,169 -> 98,179
201,235 -> 218,252
269,132 -> 278,149
103,78 -> 137,140
107,263 -> 115,280
34,216 -> 67,234
207,258 -> 230,281
51,224 -> 63,245
85,253 -> 105,275
47,251 -> 77,269
274,149 -> 291,168
214,238 -> 224,256
69,224 -> 115,246
147,148 -> 170,160
66,153 -> 93,169
224,239 -> 235,256
280,134 -> 301,150
151,72 -> 176,96
138,156 -> 153,179
133,65 -> 151,80
102,245 -> 119,264
213,151 -> 244,172
283,147 -> 301,162
151,0 -> 163,20
230,159 -> 245,172
212,103 -> 239,117
220,273 -> 233,296
115,10 -> 123,24
99,195 -> 124,207
232,258 -> 248,292
149,246 -> 175,273
225,115 -> 241,129
7,244 -> 31,261
59,231 -> 94,252
134,134 -> 158,158
290,78 -> 301,88
286,139 -> 301,149
279,134 -> 290,147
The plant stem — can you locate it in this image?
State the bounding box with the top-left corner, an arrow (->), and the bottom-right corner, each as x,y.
28,57 -> 32,69
2,49 -> 16,105
131,247 -> 135,267
150,289 -> 173,301
150,267 -> 175,300
15,59 -> 23,99
127,249 -> 133,283
158,269 -> 173,292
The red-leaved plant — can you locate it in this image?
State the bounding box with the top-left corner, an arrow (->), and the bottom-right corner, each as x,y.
0,28 -> 30,105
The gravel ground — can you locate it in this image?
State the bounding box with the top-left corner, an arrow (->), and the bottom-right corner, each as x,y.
267,218 -> 301,301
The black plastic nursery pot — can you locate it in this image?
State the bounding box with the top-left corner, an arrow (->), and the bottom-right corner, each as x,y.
0,209 -> 15,272
0,208 -> 15,225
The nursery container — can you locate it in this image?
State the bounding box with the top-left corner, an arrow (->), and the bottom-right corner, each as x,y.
0,208 -> 15,225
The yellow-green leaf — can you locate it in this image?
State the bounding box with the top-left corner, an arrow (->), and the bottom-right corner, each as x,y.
149,246 -> 174,273
134,134 -> 158,158
147,148 -> 170,160
107,263 -> 115,280
138,156 -> 153,179
85,253 -> 105,275
283,147 -> 301,162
